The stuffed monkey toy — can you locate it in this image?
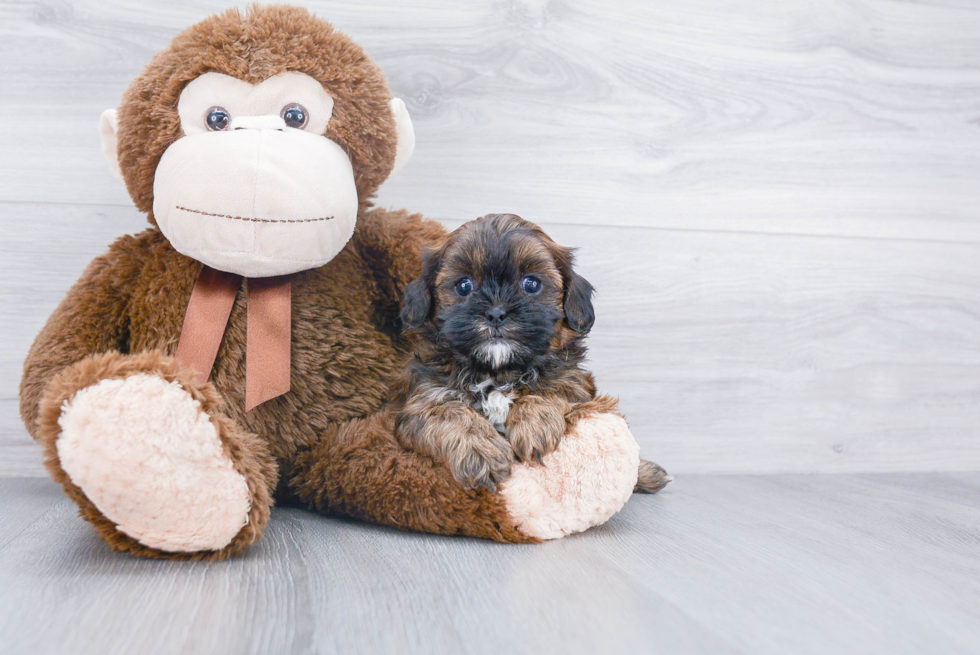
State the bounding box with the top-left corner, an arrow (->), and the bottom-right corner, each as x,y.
19,5 -> 648,560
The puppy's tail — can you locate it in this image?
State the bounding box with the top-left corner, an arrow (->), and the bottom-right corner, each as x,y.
634,459 -> 672,494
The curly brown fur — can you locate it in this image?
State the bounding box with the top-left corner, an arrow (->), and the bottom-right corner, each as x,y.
396,385 -> 513,491
394,214 -> 668,491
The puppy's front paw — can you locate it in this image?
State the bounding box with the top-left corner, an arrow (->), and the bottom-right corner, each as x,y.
506,395 -> 567,463
444,420 -> 513,492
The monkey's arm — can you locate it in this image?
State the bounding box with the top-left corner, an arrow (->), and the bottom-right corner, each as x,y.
290,408 -> 538,542
289,399 -> 646,543
19,234 -> 144,437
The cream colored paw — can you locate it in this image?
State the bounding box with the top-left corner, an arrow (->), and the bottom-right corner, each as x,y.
499,413 -> 639,540
56,374 -> 251,552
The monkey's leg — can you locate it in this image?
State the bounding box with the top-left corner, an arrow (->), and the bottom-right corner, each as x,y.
290,401 -> 643,542
35,351 -> 277,560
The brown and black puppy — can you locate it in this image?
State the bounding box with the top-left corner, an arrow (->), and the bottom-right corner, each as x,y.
395,213 -> 670,492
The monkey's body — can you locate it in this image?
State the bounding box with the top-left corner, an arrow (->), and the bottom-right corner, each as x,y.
21,209 -> 546,557
18,6 -> 651,560
22,210 -> 434,468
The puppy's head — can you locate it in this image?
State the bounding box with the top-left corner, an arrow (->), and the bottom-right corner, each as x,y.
401,213 -> 594,371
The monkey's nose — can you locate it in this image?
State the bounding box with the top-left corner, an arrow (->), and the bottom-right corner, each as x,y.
485,305 -> 508,326
229,115 -> 287,131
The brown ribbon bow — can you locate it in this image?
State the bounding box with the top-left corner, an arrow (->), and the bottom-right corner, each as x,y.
175,266 -> 292,412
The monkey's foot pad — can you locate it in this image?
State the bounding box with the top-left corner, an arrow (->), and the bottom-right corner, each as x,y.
500,413 -> 640,540
56,374 -> 251,552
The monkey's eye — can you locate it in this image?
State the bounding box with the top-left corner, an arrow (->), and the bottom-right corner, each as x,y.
455,278 -> 474,297
205,106 -> 231,131
521,276 -> 542,295
281,103 -> 309,129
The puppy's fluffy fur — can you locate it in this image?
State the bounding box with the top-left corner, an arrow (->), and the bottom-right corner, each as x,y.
393,214 -> 670,493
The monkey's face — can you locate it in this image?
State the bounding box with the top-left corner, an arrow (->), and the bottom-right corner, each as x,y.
100,7 -> 414,278
401,214 -> 596,372
151,72 -> 362,277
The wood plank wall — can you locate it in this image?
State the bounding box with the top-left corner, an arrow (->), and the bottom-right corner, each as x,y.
1,0 -> 978,475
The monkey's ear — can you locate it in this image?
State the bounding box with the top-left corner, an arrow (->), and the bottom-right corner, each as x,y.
99,109 -> 125,184
400,276 -> 432,328
564,272 -> 595,333
389,98 -> 415,176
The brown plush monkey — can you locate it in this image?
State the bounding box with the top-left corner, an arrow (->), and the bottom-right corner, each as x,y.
19,5 -> 648,560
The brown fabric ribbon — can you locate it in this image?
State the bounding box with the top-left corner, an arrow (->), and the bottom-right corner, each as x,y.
175,266 -> 292,412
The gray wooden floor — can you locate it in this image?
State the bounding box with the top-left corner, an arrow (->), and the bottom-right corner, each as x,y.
1,473 -> 978,655
2,0 -> 980,653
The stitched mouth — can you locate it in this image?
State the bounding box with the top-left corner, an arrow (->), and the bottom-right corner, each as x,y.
175,205 -> 334,224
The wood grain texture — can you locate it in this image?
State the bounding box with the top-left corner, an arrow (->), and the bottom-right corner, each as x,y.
1,0 -> 980,240
1,474 -> 978,654
2,0 -> 980,475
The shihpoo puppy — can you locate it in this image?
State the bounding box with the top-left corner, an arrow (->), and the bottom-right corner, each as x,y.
394,213 -> 669,493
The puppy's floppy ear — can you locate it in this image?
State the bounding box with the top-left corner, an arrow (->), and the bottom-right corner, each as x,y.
400,249 -> 440,328
564,272 -> 595,333
401,277 -> 431,328
552,244 -> 595,333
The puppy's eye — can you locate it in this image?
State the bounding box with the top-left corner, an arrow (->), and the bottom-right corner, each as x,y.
281,103 -> 309,129
205,106 -> 231,131
521,276 -> 542,295
455,278 -> 474,297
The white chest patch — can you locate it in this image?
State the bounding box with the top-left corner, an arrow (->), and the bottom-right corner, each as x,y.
477,341 -> 513,369
482,390 -> 514,431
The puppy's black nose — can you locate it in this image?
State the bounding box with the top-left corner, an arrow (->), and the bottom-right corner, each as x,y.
485,305 -> 508,326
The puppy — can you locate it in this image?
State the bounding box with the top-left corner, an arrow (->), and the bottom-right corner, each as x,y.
393,213 -> 670,493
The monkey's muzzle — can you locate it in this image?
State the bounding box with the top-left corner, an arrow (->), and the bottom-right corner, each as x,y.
152,126 -> 358,278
